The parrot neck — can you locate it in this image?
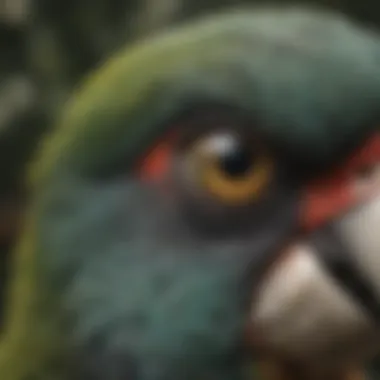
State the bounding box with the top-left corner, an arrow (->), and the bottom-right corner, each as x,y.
0,221 -> 69,380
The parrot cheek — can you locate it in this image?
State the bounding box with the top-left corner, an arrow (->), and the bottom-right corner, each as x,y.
65,254 -> 248,380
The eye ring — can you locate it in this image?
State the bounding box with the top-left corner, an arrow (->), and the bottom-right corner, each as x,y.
185,130 -> 275,205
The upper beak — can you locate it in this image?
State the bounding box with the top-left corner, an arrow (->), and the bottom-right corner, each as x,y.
250,133 -> 380,373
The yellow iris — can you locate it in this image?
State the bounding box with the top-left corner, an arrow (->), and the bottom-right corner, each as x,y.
190,134 -> 274,205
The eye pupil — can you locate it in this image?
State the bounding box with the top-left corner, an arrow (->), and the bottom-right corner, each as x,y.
218,139 -> 253,178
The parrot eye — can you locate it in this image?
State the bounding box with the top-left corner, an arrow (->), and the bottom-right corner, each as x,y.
183,130 -> 274,205
138,107 -> 281,235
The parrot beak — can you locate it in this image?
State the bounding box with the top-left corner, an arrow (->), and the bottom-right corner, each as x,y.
249,134 -> 380,380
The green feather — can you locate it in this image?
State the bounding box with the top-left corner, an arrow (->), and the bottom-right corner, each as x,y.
2,6 -> 380,379
30,6 -> 380,187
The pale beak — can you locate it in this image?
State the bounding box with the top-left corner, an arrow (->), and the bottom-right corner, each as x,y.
250,134 -> 380,379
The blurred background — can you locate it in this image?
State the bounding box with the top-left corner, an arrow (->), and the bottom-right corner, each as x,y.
0,0 -> 380,350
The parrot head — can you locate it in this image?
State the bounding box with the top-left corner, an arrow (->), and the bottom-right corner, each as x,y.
4,6 -> 380,380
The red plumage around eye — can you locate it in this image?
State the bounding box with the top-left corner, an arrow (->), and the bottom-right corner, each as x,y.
138,134 -> 177,182
300,133 -> 380,232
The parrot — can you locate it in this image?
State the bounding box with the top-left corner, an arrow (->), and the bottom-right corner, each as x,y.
3,5 -> 380,380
